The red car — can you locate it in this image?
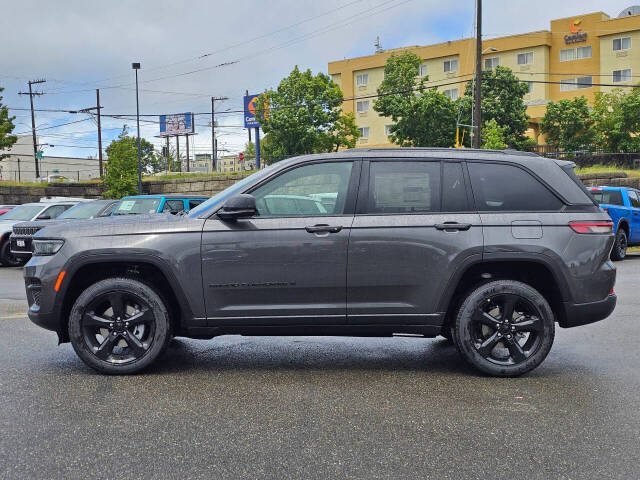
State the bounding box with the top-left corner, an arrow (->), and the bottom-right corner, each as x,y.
0,205 -> 17,217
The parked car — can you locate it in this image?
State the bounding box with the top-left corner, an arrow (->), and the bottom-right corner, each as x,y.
24,148 -> 616,376
10,199 -> 118,260
587,186 -> 640,260
111,195 -> 208,216
0,199 -> 86,266
0,205 -> 17,217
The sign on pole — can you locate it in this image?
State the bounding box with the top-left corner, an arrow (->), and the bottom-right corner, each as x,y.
243,94 -> 261,128
159,113 -> 195,137
239,152 -> 245,162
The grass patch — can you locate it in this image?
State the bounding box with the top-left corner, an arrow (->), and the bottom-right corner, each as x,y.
575,164 -> 640,177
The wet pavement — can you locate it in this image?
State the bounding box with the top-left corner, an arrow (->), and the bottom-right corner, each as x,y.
0,260 -> 639,479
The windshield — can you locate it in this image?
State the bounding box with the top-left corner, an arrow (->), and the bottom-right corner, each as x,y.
188,166 -> 278,218
0,204 -> 43,221
112,198 -> 162,215
58,201 -> 108,219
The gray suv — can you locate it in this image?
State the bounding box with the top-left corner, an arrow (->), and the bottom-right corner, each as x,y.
24,149 -> 616,376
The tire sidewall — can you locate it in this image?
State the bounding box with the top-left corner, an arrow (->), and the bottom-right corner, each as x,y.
612,229 -> 627,261
0,241 -> 25,267
454,280 -> 555,377
68,277 -> 170,374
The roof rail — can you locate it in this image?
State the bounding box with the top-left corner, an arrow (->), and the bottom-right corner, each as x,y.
342,147 -> 539,157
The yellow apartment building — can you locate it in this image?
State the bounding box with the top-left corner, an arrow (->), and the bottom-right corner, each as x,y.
328,8 -> 640,147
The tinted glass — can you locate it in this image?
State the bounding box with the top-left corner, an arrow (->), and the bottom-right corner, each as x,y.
368,161 -> 440,214
628,190 -> 640,208
59,201 -> 108,219
589,190 -> 623,206
112,198 -> 162,215
188,199 -> 204,209
442,162 -> 468,212
251,162 -> 352,217
468,163 -> 562,211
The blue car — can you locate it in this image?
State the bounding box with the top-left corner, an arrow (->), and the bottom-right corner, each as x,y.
111,195 -> 208,216
587,186 -> 640,260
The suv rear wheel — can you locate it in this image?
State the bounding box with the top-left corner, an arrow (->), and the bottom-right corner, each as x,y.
454,280 -> 555,377
68,277 -> 171,374
611,229 -> 627,261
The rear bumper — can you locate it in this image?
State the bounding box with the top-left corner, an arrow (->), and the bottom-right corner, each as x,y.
560,294 -> 617,328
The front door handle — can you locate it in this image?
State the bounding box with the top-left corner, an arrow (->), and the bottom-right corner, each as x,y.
434,222 -> 472,231
305,224 -> 343,234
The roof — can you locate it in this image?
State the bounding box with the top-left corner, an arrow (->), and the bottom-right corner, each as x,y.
122,194 -> 209,199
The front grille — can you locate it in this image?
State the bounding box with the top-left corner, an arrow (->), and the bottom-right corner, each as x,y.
13,225 -> 43,236
26,278 -> 42,307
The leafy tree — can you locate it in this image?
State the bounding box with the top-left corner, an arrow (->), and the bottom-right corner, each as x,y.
591,88 -> 640,152
0,87 -> 17,160
541,96 -> 593,152
103,127 -> 157,198
481,119 -> 507,149
457,66 -> 530,149
244,141 -> 256,158
317,112 -> 359,152
374,52 -> 456,147
254,66 -> 357,157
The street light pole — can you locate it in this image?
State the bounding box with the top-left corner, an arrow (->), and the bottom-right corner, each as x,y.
473,0 -> 482,149
132,62 -> 142,194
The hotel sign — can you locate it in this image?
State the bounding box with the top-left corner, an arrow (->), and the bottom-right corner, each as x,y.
565,19 -> 587,44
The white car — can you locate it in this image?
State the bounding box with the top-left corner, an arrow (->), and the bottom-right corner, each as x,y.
0,200 -> 82,266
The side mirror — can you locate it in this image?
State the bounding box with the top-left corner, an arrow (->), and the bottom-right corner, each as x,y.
217,194 -> 257,221
37,214 -> 51,220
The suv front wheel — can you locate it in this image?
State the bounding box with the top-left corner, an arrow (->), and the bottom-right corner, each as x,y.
68,277 -> 171,374
454,280 -> 555,377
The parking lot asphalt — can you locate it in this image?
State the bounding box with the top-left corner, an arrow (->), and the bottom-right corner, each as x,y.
0,267 -> 27,316
0,260 -> 639,480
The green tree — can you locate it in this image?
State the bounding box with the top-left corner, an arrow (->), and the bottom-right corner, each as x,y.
541,96 -> 593,152
481,119 -> 507,149
591,88 -> 640,152
244,141 -> 256,158
373,52 -> 457,147
103,127 -> 157,198
0,87 -> 18,160
318,112 -> 359,152
254,66 -> 357,157
457,66 -> 530,149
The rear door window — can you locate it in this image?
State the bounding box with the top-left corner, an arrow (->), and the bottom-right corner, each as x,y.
367,161 -> 440,213
468,163 -> 563,211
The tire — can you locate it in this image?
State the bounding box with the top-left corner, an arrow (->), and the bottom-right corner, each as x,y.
610,229 -> 627,261
68,277 -> 171,374
454,280 -> 555,377
0,240 -> 27,267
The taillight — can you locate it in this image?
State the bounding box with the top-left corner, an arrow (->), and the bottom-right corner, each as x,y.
569,221 -> 613,234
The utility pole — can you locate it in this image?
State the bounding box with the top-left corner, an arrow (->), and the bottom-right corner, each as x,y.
18,79 -> 46,179
211,96 -> 228,173
185,133 -> 190,172
176,136 -> 180,172
96,89 -> 103,177
132,62 -> 142,193
473,0 -> 482,149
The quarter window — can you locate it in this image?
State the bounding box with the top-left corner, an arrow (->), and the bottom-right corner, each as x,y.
517,52 -> 534,65
251,162 -> 353,217
468,163 -> 562,211
613,37 -> 631,51
367,162 -> 440,214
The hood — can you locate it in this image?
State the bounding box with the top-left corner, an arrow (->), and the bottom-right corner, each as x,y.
34,212 -> 204,239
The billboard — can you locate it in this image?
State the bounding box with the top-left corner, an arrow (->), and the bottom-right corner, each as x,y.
159,113 -> 195,136
243,94 -> 261,128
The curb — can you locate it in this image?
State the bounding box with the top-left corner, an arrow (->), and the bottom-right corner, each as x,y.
0,300 -> 28,317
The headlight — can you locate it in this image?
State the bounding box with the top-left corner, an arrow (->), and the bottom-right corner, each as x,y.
33,239 -> 65,256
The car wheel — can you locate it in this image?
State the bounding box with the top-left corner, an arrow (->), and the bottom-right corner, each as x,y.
610,229 -> 627,261
68,277 -> 171,374
454,280 -> 555,377
0,240 -> 27,267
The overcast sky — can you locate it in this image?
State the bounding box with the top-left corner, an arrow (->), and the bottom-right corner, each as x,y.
1,0 -> 635,160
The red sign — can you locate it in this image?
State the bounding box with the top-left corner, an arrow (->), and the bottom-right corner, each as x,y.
239,152 -> 245,162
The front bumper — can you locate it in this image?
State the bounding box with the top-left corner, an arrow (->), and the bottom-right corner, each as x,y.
10,235 -> 33,258
560,294 -> 617,328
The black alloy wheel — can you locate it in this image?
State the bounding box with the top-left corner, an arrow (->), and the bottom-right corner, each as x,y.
69,278 -> 170,374
611,229 -> 627,261
454,280 -> 555,377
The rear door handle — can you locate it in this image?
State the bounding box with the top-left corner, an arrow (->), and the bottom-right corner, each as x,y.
434,222 -> 472,231
305,224 -> 343,233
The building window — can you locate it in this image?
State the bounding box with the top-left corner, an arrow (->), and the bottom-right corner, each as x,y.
560,78 -> 576,91
613,37 -> 631,51
577,46 -> 592,59
444,88 -> 458,100
418,64 -> 427,76
484,57 -> 500,70
517,52 -> 534,65
385,125 -> 393,137
356,100 -> 369,113
577,76 -> 592,89
525,81 -> 534,93
443,59 -> 458,73
560,48 -> 576,62
358,127 -> 370,138
356,73 -> 368,86
613,69 -> 632,83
